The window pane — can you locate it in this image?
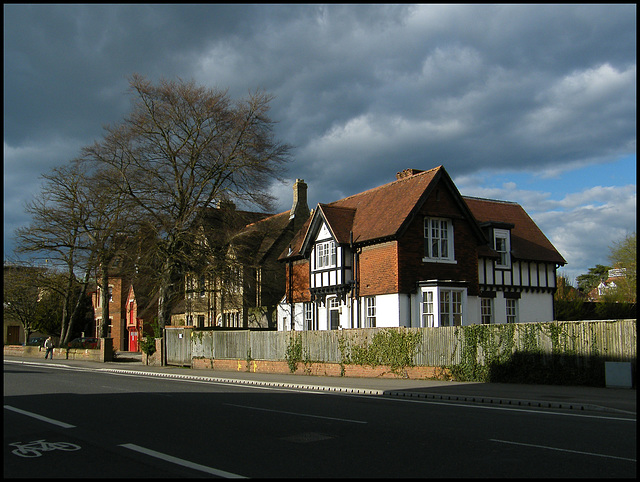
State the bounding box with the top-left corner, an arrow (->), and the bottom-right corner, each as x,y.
481,298 -> 492,324
452,291 -> 462,326
440,291 -> 450,326
422,291 -> 434,327
506,299 -> 518,323
425,218 -> 451,260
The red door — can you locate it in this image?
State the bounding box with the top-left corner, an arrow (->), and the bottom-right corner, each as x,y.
129,330 -> 138,352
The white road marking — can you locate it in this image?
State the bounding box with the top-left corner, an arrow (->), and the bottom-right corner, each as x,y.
224,403 -> 368,424
4,405 -> 75,428
120,443 -> 246,478
490,439 -> 636,462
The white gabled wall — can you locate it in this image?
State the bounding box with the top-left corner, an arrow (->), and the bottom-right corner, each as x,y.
518,291 -> 555,322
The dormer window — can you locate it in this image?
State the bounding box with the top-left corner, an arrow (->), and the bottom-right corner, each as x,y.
423,217 -> 455,263
493,228 -> 511,268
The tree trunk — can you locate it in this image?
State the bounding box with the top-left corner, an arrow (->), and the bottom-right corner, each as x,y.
68,266 -> 92,343
59,268 -> 74,345
99,267 -> 110,339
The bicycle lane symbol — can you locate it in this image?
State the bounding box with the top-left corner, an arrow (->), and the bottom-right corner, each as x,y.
10,439 -> 81,458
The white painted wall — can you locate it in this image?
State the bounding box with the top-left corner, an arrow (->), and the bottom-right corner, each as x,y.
277,290 -> 555,330
518,291 -> 555,322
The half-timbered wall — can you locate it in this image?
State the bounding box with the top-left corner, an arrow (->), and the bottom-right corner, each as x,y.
309,222 -> 353,292
478,257 -> 557,291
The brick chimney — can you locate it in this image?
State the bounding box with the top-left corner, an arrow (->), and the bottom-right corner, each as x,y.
290,179 -> 310,228
396,168 -> 424,180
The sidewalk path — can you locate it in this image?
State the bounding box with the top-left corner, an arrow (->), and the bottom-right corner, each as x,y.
4,356 -> 635,415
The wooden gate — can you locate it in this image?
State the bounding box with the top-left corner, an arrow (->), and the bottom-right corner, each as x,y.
165,327 -> 192,366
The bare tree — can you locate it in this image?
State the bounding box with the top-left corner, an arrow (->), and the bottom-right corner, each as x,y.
83,75 -> 291,326
76,161 -> 143,339
14,163 -> 94,344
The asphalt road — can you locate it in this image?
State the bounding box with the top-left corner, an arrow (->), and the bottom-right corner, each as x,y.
4,361 -> 636,478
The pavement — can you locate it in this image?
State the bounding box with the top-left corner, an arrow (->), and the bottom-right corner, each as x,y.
4,355 -> 636,416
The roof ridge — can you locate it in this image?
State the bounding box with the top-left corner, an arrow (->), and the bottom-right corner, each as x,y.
329,165 -> 441,205
463,195 -> 519,205
243,209 -> 289,228
320,203 -> 356,211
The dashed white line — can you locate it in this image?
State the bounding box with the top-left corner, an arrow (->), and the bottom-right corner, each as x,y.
120,443 -> 246,478
4,405 -> 76,429
490,439 -> 636,462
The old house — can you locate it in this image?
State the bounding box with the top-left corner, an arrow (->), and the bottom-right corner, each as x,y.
92,247 -> 158,352
277,166 -> 566,330
174,179 -> 311,329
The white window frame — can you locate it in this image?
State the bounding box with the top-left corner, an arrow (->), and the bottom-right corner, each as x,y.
304,302 -> 315,330
440,290 -> 463,326
494,228 -> 511,269
480,298 -> 493,324
423,217 -> 455,263
364,296 -> 376,328
421,287 -> 466,327
315,240 -> 337,269
506,298 -> 518,323
328,296 -> 340,330
421,291 -> 434,327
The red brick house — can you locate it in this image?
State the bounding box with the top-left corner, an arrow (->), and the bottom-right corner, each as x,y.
92,263 -> 157,352
277,166 -> 566,330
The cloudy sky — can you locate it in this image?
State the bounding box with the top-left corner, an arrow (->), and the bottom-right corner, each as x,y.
4,4 -> 636,284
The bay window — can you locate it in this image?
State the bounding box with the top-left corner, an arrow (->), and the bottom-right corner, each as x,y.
420,286 -> 466,327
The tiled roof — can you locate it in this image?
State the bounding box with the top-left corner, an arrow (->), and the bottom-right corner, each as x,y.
280,166 -> 565,267
326,166 -> 440,244
283,166 -> 443,259
464,196 -> 566,265
232,210 -> 292,263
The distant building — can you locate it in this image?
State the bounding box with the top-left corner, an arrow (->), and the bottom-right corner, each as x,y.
588,268 -> 628,301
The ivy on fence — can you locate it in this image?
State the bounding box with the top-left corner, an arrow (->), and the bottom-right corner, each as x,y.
447,321 -> 617,386
338,329 -> 422,374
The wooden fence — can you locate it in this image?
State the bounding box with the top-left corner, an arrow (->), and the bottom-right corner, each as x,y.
176,319 -> 636,367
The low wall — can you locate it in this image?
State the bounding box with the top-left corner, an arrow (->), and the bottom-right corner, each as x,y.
142,338 -> 164,367
192,357 -> 452,380
4,338 -> 113,362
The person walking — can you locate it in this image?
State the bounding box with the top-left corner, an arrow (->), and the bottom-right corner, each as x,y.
44,337 -> 54,360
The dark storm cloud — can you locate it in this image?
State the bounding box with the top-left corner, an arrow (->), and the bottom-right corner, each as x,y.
4,4 -> 636,278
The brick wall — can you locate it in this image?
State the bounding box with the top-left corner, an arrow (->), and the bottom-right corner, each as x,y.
287,259 -> 311,303
397,183 -> 480,296
93,276 -> 131,351
3,343 -> 112,362
192,356 -> 451,380
359,241 -> 399,296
